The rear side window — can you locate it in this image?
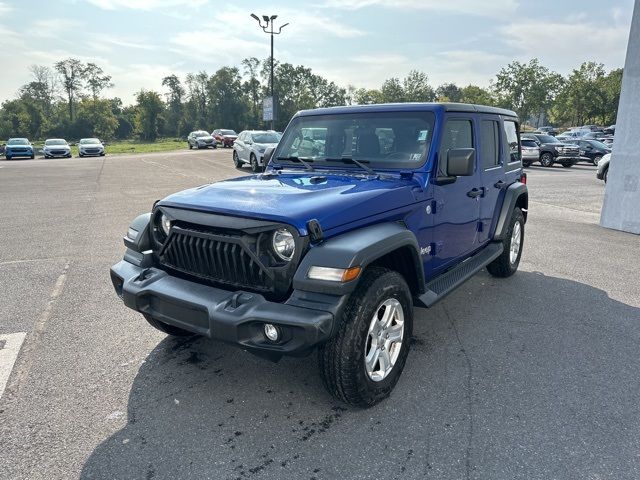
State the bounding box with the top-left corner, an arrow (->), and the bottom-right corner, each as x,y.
521,140 -> 537,147
503,120 -> 521,163
480,120 -> 500,169
439,119 -> 474,176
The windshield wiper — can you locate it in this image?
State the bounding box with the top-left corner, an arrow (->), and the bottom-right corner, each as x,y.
324,156 -> 376,175
276,156 -> 315,171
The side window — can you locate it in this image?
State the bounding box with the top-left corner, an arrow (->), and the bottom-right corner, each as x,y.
480,120 -> 500,169
503,120 -> 520,163
439,119 -> 474,176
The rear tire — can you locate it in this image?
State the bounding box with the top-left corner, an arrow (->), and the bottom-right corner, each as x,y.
143,314 -> 196,337
487,207 -> 524,278
523,161 -> 531,168
593,155 -> 602,166
318,267 -> 413,408
250,153 -> 262,173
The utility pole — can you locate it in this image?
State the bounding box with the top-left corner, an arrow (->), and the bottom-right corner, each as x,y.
250,13 -> 288,131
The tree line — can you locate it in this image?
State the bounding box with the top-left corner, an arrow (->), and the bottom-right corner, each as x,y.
0,57 -> 623,141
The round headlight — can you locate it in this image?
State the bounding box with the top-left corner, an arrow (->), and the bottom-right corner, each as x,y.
160,214 -> 171,236
272,228 -> 295,261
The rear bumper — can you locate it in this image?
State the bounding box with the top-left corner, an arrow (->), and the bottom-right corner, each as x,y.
110,260 -> 342,357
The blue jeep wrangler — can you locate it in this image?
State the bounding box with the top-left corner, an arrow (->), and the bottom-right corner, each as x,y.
110,103 -> 528,407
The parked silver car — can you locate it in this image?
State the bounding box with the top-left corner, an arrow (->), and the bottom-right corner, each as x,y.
521,138 -> 540,167
596,153 -> 611,182
232,130 -> 280,172
187,130 -> 216,149
43,139 -> 72,158
78,138 -> 105,157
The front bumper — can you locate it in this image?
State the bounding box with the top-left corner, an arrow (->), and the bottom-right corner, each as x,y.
80,149 -> 104,156
5,149 -> 33,158
44,150 -> 71,157
110,259 -> 340,357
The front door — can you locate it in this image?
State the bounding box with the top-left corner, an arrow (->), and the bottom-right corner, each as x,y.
432,116 -> 481,273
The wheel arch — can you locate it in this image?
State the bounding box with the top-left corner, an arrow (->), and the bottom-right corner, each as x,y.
292,222 -> 426,297
493,183 -> 528,241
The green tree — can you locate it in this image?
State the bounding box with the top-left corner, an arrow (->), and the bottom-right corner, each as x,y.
55,58 -> 85,122
353,88 -> 383,105
162,74 -> 185,136
84,63 -> 113,100
76,98 -> 118,139
207,67 -> 248,131
242,57 -> 263,127
380,78 -> 405,103
436,83 -> 462,102
460,84 -> 495,106
134,90 -> 165,141
493,59 -> 562,126
403,71 -> 435,102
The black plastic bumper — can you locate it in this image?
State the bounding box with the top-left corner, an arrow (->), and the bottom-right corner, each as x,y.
110,260 -> 343,357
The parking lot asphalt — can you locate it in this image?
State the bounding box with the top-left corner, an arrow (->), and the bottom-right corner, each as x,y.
0,151 -> 638,480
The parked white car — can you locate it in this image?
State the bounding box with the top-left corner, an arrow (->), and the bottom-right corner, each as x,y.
43,139 -> 72,158
78,138 -> 105,157
232,130 -> 281,172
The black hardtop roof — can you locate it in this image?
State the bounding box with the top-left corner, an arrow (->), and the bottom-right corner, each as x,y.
296,102 -> 518,119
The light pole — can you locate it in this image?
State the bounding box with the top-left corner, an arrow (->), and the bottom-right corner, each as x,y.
250,13 -> 288,130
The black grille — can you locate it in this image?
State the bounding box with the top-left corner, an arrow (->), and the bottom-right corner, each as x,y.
159,227 -> 272,292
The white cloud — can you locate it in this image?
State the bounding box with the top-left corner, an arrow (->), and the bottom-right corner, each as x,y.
322,0 -> 518,17
501,11 -> 631,74
85,0 -> 208,10
30,19 -> 83,38
0,1 -> 12,16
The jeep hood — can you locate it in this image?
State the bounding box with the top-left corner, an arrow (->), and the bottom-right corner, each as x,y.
158,171 -> 422,235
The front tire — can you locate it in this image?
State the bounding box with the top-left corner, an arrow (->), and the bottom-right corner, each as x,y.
540,153 -> 554,167
487,207 -> 524,278
233,150 -> 242,168
593,155 -> 602,166
318,267 -> 413,408
143,314 -> 195,337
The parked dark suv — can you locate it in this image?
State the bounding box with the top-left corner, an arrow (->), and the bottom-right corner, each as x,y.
521,133 -> 579,167
110,103 -> 528,407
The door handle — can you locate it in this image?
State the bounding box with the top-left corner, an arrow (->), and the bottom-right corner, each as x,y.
467,188 -> 484,198
494,180 -> 507,189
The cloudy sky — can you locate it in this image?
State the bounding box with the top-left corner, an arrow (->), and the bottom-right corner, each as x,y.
0,0 -> 635,104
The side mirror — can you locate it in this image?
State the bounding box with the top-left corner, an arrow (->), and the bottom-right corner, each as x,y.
446,148 -> 475,176
263,147 -> 275,165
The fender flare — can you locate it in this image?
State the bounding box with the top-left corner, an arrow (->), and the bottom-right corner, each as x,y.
293,222 -> 425,296
493,183 -> 528,240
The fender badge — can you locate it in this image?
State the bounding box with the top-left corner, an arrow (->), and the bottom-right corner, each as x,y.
420,246 -> 432,256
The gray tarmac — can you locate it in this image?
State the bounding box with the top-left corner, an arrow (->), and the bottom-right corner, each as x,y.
0,150 -> 638,480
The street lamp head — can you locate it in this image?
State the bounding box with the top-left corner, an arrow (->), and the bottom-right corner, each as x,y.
250,13 -> 259,22
262,15 -> 270,23
270,15 -> 278,20
281,22 -> 289,29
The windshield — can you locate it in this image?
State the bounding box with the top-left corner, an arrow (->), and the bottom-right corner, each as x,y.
252,132 -> 280,144
220,130 -> 236,135
8,138 -> 28,145
195,131 -> 210,137
45,139 -> 68,146
588,140 -> 610,149
275,111 -> 435,169
537,135 -> 558,144
80,138 -> 100,144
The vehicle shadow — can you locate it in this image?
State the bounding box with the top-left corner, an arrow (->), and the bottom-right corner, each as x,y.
80,270 -> 640,480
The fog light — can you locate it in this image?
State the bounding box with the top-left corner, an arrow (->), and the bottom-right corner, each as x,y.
264,323 -> 280,342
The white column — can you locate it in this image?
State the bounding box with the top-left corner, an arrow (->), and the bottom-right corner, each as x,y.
600,0 -> 640,234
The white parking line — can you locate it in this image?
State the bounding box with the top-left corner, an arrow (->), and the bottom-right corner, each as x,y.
0,332 -> 27,400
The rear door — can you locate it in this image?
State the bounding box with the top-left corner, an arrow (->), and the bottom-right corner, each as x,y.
478,117 -> 503,243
